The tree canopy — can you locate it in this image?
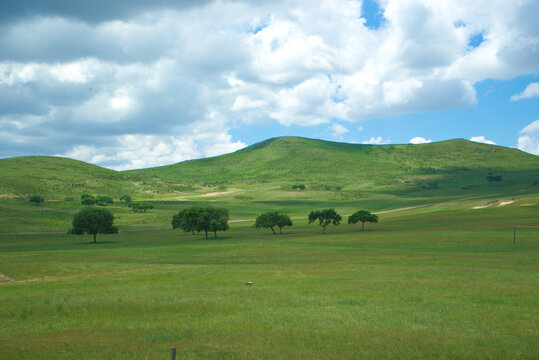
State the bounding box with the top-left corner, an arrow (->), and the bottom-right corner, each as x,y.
255,212 -> 293,234
129,202 -> 154,212
172,206 -> 229,239
70,208 -> 118,243
308,208 -> 342,233
29,195 -> 44,206
348,210 -> 378,230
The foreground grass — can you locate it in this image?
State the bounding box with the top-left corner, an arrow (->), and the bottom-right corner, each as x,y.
1,202 -> 538,359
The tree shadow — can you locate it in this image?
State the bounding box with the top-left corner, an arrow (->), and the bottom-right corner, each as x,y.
74,241 -> 122,245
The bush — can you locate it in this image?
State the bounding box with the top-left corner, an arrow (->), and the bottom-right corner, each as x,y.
291,184 -> 306,190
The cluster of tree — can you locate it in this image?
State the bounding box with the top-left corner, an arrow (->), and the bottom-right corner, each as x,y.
128,202 -> 154,212
80,194 -> 114,206
29,195 -> 45,206
172,206 -> 229,239
255,212 -> 293,234
309,208 -> 378,232
69,208 -> 118,243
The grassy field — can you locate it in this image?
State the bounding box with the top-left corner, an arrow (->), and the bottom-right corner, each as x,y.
1,199 -> 537,359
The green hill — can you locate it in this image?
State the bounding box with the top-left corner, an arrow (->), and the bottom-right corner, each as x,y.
0,156 -> 136,198
128,137 -> 539,196
1,137 -> 538,199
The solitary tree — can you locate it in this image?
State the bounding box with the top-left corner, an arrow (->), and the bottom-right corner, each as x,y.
255,212 -> 293,234
70,208 -> 118,243
308,208 -> 342,233
29,195 -> 44,206
348,210 -> 378,231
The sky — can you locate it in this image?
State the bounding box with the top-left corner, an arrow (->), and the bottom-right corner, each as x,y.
0,0 -> 538,170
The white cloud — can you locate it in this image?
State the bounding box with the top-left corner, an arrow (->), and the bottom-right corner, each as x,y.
362,136 -> 391,145
409,137 -> 432,144
511,83 -> 539,101
517,120 -> 539,155
1,0 -> 538,168
329,123 -> 349,138
470,136 -> 496,145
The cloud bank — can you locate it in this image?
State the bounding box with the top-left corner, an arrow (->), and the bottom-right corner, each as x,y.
0,0 -> 538,169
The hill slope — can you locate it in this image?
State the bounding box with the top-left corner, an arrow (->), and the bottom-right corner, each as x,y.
0,156 -> 135,198
129,137 -> 539,195
1,137 -> 538,198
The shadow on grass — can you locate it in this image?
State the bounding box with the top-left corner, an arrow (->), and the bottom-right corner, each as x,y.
74,241 -> 122,245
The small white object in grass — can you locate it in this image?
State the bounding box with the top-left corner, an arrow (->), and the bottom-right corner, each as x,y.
245,281 -> 253,286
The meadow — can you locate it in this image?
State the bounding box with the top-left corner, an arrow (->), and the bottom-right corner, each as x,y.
1,197 -> 538,359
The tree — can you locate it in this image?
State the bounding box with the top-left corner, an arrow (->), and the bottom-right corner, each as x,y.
29,195 -> 44,206
81,194 -> 95,205
172,207 -> 203,235
120,195 -> 132,204
70,208 -> 118,243
209,207 -> 229,239
348,210 -> 378,231
172,206 -> 229,239
196,207 -> 229,240
308,208 -> 342,233
276,214 -> 293,233
128,202 -> 154,213
255,212 -> 293,234
95,195 -> 113,206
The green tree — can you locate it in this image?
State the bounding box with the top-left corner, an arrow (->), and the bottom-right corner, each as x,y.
196,207 -> 229,240
308,208 -> 342,233
120,195 -> 132,204
172,207 -> 203,235
29,195 -> 44,206
95,195 -> 113,206
348,210 -> 378,231
255,212 -> 293,234
70,208 -> 118,243
173,206 -> 229,239
129,202 -> 154,213
276,214 -> 293,233
209,207 -> 229,239
81,194 -> 95,205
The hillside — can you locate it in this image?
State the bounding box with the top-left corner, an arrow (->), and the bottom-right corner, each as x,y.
128,137 -> 539,196
1,137 -> 538,199
0,156 -> 135,198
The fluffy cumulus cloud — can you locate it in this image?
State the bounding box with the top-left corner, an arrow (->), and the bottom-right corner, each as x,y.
511,83 -> 539,101
0,0 -> 538,168
329,123 -> 349,138
470,136 -> 496,145
517,120 -> 539,155
363,136 -> 390,145
409,137 -> 432,144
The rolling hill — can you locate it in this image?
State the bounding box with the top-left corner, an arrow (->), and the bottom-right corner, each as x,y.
0,137 -> 538,199
128,137 -> 539,196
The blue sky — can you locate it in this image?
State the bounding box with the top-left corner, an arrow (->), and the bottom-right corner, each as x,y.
0,0 -> 538,169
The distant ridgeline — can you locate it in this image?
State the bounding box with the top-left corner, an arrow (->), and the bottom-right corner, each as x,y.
0,137 -> 538,198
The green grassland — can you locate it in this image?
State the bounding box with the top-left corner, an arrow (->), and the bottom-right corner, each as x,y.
1,201 -> 538,359
0,136 -> 538,358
